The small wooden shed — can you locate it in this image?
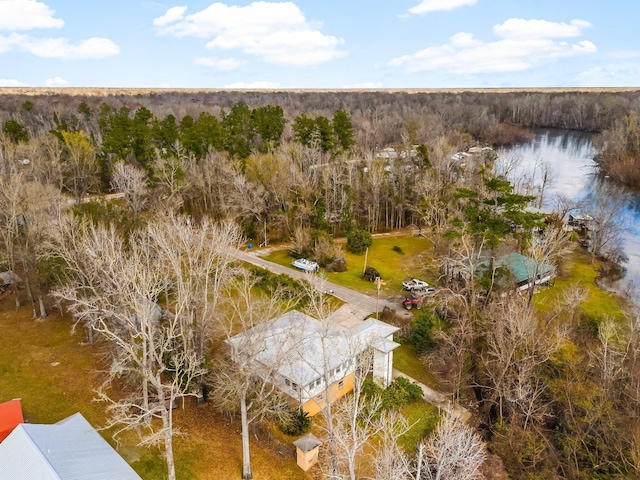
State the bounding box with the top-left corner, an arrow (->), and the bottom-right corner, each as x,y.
293,433 -> 322,471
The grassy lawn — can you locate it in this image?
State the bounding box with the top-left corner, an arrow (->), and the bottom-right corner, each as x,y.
0,298 -> 309,480
264,233 -> 435,296
393,343 -> 440,390
398,400 -> 440,453
533,247 -> 626,325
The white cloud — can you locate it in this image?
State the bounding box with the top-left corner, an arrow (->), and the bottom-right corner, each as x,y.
223,81 -> 279,89
389,18 -> 596,74
154,2 -> 345,66
408,0 -> 476,15
343,81 -> 383,88
0,33 -> 119,59
0,78 -> 26,86
45,76 -> 67,86
0,0 -> 64,31
153,5 -> 188,27
194,56 -> 246,70
493,18 -> 591,39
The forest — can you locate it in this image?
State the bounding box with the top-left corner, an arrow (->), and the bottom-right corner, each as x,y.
1,88 -> 640,480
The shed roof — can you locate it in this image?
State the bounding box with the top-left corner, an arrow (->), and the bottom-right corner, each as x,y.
293,433 -> 322,453
0,412 -> 142,479
0,399 -> 24,442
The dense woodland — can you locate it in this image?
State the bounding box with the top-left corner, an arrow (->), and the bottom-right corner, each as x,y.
2,89 -> 640,480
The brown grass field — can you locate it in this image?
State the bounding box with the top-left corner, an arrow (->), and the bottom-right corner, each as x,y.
0,292 -> 314,480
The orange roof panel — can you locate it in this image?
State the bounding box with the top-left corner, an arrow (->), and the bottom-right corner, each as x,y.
0,399 -> 24,442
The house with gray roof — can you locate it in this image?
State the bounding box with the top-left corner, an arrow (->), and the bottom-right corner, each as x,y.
225,306 -> 399,416
0,412 -> 141,480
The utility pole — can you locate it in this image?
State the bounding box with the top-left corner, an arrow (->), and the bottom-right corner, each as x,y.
363,247 -> 369,275
375,276 -> 381,320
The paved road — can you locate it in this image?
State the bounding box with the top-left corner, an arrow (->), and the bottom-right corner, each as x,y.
235,249 -> 399,316
235,247 -> 471,421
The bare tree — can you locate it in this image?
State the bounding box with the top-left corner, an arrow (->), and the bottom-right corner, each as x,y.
211,271 -> 298,480
147,214 -> 242,401
0,167 -> 25,309
51,221 -> 205,480
417,414 -> 486,480
110,162 -> 149,213
321,350 -> 385,480
430,292 -> 475,401
525,224 -> 572,306
60,130 -> 100,202
480,297 -> 562,425
290,225 -> 311,257
590,317 -> 628,390
369,411 -> 412,480
585,180 -> 629,263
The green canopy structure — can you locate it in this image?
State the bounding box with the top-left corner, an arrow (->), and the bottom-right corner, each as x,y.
475,252 -> 555,290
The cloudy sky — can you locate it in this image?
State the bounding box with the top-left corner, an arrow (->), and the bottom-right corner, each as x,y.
1,0 -> 638,88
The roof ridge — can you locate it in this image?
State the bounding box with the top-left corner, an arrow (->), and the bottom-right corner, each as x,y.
20,424 -> 63,480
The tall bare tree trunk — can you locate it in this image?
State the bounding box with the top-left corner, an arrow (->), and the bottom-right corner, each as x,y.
12,280 -> 20,310
162,406 -> 177,480
22,258 -> 37,318
240,392 -> 252,479
38,294 -> 47,318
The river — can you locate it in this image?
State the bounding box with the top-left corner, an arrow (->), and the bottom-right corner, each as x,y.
498,128 -> 640,300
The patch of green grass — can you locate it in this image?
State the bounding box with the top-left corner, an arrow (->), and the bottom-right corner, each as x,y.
264,234 -> 435,295
533,247 -> 625,326
393,344 -> 440,390
398,400 -> 440,452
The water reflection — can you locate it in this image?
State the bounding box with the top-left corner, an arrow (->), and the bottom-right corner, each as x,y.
498,128 -> 640,301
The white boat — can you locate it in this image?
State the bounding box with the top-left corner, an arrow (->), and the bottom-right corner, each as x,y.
291,258 -> 319,272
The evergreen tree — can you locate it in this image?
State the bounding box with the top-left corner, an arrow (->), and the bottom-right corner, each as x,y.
332,109 -> 355,151
252,105 -> 285,152
2,119 -> 29,143
222,102 -> 254,159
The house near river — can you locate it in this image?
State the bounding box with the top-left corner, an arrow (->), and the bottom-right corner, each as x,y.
444,252 -> 556,292
475,252 -> 556,291
226,305 -> 399,416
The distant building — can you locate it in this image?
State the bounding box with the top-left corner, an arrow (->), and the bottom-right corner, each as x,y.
226,306 -> 399,416
0,412 -> 142,480
0,271 -> 21,292
568,213 -> 594,230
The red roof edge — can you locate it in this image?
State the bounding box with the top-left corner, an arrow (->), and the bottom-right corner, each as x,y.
0,399 -> 24,442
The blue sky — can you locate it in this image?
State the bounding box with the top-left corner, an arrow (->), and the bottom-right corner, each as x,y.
1,0 -> 638,88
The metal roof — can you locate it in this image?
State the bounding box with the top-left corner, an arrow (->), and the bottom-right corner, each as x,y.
0,399 -> 24,442
0,413 -> 142,480
476,252 -> 555,285
226,309 -> 399,387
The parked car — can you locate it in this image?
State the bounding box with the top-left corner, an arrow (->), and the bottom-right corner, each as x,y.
402,278 -> 429,291
410,286 -> 436,297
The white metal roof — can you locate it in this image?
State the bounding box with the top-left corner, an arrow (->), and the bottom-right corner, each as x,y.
226,310 -> 399,387
0,413 -> 142,480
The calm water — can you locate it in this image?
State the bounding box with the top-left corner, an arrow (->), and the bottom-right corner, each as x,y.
498,129 -> 640,300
